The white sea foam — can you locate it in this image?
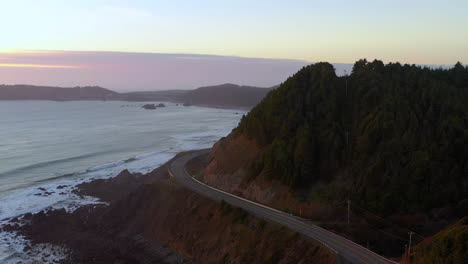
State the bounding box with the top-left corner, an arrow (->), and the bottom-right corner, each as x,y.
0,149 -> 172,263
0,131 -> 241,263
135,150 -> 164,160
0,231 -> 68,264
86,160 -> 126,172
0,101 -> 246,263
0,150 -> 177,221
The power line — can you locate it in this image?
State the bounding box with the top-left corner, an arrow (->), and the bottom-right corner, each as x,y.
329,199 -> 468,263
345,202 -> 468,263
351,204 -> 425,240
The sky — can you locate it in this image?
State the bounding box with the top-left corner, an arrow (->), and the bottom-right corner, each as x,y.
0,51 -> 313,91
0,0 -> 467,90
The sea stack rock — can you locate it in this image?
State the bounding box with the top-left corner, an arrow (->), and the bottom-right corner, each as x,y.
142,104 -> 157,110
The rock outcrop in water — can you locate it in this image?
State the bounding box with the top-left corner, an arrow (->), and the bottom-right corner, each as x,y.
142,104 -> 157,110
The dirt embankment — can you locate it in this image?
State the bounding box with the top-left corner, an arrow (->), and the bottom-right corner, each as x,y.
200,135 -> 413,258
203,134 -> 290,204
4,154 -> 336,264
106,181 -> 336,264
200,134 -> 464,260
201,134 -> 333,221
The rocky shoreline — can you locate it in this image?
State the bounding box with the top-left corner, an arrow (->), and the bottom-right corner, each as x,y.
1,155 -> 194,264
1,153 -> 335,264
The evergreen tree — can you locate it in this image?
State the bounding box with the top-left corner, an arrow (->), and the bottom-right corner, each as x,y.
237,60 -> 468,214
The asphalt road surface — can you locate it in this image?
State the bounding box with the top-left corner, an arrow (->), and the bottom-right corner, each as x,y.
169,149 -> 397,264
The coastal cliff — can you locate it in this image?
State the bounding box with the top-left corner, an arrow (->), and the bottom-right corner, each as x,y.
203,134 -> 308,216
200,60 -> 468,260
6,156 -> 336,264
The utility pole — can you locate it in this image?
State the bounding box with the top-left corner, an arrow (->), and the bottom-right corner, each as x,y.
404,244 -> 408,263
347,199 -> 351,225
408,232 -> 414,260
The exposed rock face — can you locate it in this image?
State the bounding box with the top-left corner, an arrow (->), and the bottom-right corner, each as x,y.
203,134 -> 260,192
202,134 -> 309,214
201,134 -> 344,224
142,104 -> 157,110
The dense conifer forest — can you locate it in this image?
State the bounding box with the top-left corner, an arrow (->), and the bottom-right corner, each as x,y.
238,59 -> 468,215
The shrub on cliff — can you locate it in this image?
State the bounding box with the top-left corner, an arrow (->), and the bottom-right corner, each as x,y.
413,216 -> 468,263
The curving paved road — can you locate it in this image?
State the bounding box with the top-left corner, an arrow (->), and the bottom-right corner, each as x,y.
169,149 -> 398,264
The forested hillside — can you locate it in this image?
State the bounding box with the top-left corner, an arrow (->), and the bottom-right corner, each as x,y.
237,60 -> 468,215
187,83 -> 273,108
413,216 -> 468,263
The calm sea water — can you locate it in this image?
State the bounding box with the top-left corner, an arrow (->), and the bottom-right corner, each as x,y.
0,100 -> 244,263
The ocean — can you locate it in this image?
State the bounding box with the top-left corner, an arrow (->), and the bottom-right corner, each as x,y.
0,100 -> 244,263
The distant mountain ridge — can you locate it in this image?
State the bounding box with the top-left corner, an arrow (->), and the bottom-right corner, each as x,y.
0,83 -> 272,109
0,85 -> 117,101
187,83 -> 274,109
119,83 -> 273,109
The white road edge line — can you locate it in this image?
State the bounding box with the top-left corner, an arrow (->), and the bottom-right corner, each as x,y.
169,151 -> 400,264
